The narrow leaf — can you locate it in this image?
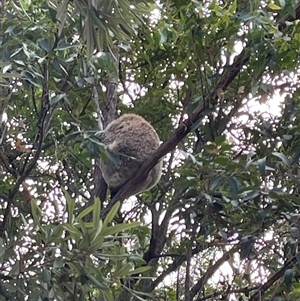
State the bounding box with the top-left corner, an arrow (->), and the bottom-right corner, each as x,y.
30,200 -> 41,227
227,176 -> 239,194
103,202 -> 120,227
272,152 -> 290,166
284,268 -> 293,289
112,263 -> 131,277
126,266 -> 151,276
93,198 -> 101,230
42,268 -> 52,283
101,222 -> 140,236
77,204 -> 94,220
63,189 -> 75,224
257,157 -> 266,177
268,3 -> 282,10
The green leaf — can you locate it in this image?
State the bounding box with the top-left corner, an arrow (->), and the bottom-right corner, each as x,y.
103,202 -> 120,227
228,0 -> 237,14
50,93 -> 66,105
30,200 -> 41,227
256,204 -> 272,221
9,261 -> 20,276
291,148 -> 300,165
101,222 -> 140,236
158,27 -> 167,45
90,221 -> 103,245
93,198 -> 101,229
112,263 -> 131,277
284,268 -> 293,289
3,64 -> 11,73
243,190 -> 260,201
278,198 -> 295,211
77,204 -> 95,220
48,5 -> 57,22
227,176 -> 239,194
285,2 -> 296,17
56,0 -> 69,36
64,189 -> 75,224
257,157 -> 266,177
39,38 -> 51,52
279,0 -> 285,8
272,152 -> 290,166
62,224 -> 82,240
42,268 -> 52,283
176,177 -> 199,189
240,237 -> 255,260
214,135 -> 226,145
268,3 -> 282,10
126,266 -> 151,276
209,175 -> 223,190
54,257 -> 64,268
84,271 -> 108,290
89,230 -> 104,250
54,44 -> 75,51
78,218 -> 88,236
102,290 -> 115,301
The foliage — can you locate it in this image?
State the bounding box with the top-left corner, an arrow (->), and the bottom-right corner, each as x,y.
2,0 -> 300,301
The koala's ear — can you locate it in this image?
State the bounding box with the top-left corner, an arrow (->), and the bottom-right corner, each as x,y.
95,130 -> 106,140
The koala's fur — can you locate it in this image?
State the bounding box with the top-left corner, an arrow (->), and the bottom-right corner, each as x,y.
95,114 -> 162,198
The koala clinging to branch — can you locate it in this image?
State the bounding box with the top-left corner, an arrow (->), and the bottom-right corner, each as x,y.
95,114 -> 163,199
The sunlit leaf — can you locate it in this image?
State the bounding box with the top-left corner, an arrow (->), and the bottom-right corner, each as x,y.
268,3 -> 282,10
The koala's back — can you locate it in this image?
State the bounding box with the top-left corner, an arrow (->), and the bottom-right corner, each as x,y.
103,114 -> 160,160
98,114 -> 162,196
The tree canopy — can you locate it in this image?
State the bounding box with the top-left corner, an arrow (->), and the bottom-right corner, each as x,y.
1,0 -> 300,300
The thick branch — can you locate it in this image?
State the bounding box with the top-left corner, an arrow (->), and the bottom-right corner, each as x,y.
93,50 -> 119,202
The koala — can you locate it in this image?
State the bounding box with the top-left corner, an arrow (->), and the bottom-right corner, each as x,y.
95,114 -> 163,198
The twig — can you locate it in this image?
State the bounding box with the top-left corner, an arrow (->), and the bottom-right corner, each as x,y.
196,285 -> 260,301
0,62 -> 51,236
93,86 -> 104,130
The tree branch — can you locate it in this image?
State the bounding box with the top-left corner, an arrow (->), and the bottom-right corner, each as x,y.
0,62 -> 51,236
249,254 -> 298,301
191,246 -> 238,299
